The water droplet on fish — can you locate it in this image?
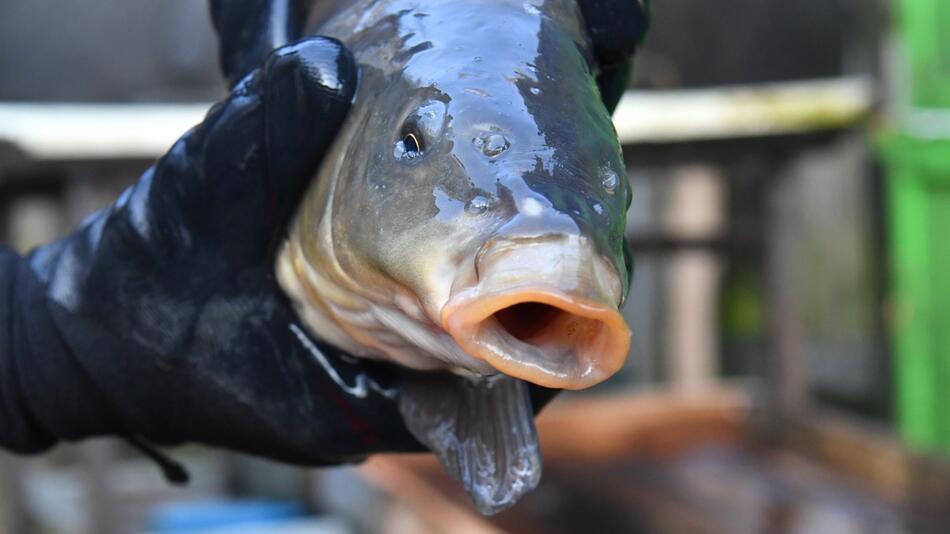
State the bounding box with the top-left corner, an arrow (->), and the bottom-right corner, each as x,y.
602,170 -> 620,194
466,195 -> 490,214
593,203 -> 605,215
530,87 -> 541,95
474,133 -> 510,158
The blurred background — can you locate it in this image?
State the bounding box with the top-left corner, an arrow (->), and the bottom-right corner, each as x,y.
1,0 -> 948,532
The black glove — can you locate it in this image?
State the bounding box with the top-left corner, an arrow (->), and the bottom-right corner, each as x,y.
211,0 -> 317,89
576,0 -> 651,112
0,37 -> 422,469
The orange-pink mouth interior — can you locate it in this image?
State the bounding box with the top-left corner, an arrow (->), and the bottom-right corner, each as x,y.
444,288 -> 631,390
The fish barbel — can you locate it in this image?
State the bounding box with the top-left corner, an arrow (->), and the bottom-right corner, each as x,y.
277,0 -> 632,391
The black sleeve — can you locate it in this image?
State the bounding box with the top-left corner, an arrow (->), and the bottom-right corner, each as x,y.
0,236 -> 133,455
0,247 -> 56,453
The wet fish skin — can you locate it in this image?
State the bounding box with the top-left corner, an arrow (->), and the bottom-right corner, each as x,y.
278,0 -> 632,390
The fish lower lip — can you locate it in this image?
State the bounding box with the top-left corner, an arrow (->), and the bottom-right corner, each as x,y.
442,286 -> 630,389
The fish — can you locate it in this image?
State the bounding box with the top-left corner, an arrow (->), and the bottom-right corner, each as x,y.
275,0 -> 633,514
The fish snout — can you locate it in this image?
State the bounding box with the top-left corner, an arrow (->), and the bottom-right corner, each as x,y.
442,237 -> 630,390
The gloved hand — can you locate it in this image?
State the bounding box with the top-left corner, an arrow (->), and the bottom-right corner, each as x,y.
0,37 -> 422,470
0,0 -> 649,474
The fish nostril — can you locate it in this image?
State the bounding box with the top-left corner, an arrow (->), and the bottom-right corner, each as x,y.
601,169 -> 620,195
473,132 -> 510,158
465,195 -> 491,215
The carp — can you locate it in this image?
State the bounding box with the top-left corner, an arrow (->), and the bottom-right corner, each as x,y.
276,0 -> 633,514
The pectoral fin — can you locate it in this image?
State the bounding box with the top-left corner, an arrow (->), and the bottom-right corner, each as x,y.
398,372 -> 542,515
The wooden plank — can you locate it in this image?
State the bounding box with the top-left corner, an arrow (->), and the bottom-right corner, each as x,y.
664,167 -> 725,393
782,411 -> 950,511
613,77 -> 872,143
765,170 -> 807,422
0,78 -> 872,161
0,103 -> 209,160
536,388 -> 748,461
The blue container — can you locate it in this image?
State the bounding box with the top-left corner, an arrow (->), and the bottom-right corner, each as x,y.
148,500 -> 306,532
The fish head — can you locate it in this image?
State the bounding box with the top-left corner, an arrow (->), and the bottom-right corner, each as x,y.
282,0 -> 632,390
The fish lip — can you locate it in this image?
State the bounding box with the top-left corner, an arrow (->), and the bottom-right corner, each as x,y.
441,284 -> 631,390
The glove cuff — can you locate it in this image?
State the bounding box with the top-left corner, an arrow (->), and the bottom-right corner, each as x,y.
2,243 -> 130,452
0,247 -> 57,453
1,247 -> 190,481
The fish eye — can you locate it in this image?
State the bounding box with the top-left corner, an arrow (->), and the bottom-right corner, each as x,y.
394,100 -> 447,162
403,131 -> 423,156
394,127 -> 425,162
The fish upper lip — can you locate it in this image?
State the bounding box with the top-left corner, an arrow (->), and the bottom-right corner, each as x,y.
440,284 -> 631,390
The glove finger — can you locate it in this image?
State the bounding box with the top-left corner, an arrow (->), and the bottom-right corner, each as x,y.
145,36 -> 356,261
577,0 -> 650,69
211,0 -> 315,87
261,38 -> 359,247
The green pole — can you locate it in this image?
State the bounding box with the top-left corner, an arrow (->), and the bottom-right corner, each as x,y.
885,0 -> 950,453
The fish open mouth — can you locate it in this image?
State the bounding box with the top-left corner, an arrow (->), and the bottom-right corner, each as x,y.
443,285 -> 630,389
